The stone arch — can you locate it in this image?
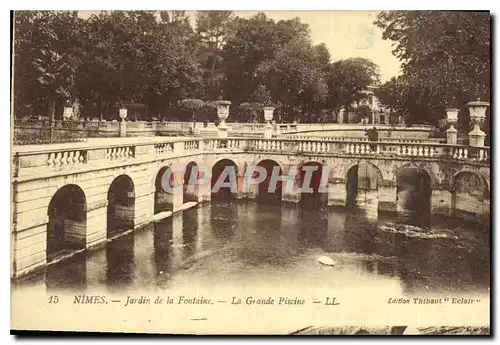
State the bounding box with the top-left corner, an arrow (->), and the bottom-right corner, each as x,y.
344,161 -> 383,209
211,158 -> 239,201
107,174 -> 135,236
452,169 -> 490,194
47,184 -> 87,260
255,159 -> 283,203
343,160 -> 384,185
394,162 -> 438,189
154,166 -> 175,213
451,169 -> 490,219
395,165 -> 432,222
298,160 -> 327,208
183,161 -> 199,203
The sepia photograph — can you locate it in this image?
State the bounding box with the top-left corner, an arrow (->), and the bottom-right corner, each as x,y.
9,9 -> 491,335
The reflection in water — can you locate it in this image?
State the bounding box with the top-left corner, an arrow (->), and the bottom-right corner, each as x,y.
45,253 -> 87,291
182,208 -> 198,259
210,202 -> 237,242
153,219 -> 173,277
15,201 -> 489,298
106,235 -> 134,288
298,208 -> 327,248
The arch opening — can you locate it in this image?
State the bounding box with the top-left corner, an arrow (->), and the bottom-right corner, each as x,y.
396,167 -> 432,225
47,184 -> 87,261
256,159 -> 282,204
346,162 -> 380,212
452,171 -> 489,220
211,159 -> 238,202
299,162 -> 327,209
183,162 -> 199,203
107,175 -> 135,237
154,166 -> 174,213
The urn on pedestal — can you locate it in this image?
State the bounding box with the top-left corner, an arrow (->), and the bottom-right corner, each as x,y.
263,107 -> 275,139
445,108 -> 459,145
119,108 -> 128,121
216,100 -> 231,138
119,108 -> 128,137
467,100 -> 489,147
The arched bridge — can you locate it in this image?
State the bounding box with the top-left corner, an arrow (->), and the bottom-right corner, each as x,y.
11,137 -> 490,277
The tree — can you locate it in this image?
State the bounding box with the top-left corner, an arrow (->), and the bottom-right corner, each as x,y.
325,57 -> 380,117
195,11 -> 234,100
221,13 -> 311,107
374,11 -> 490,127
13,11 -> 85,118
179,99 -> 205,122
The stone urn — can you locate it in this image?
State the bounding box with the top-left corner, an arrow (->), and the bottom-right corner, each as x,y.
216,100 -> 231,138
119,108 -> 128,121
216,100 -> 231,129
263,107 -> 274,126
263,107 -> 275,139
467,100 -> 489,147
445,108 -> 459,144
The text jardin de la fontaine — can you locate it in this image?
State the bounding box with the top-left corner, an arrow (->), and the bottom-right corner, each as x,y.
72,294 -> 341,306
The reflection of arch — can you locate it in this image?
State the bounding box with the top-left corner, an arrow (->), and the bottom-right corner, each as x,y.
211,159 -> 238,201
395,167 -> 432,219
299,161 -> 327,208
107,174 -> 135,236
256,159 -> 282,203
345,162 -> 382,209
47,184 -> 87,260
155,166 -> 173,213
184,161 -> 199,203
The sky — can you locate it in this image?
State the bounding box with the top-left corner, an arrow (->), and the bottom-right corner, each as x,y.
234,11 -> 402,82
79,10 -> 402,82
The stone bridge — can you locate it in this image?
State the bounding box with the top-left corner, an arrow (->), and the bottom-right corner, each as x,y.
11,137 -> 490,277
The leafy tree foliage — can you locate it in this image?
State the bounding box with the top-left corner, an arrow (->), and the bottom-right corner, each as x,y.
374,11 -> 490,127
13,10 -> 383,124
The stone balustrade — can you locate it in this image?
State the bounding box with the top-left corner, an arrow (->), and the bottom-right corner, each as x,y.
12,137 -> 489,179
46,150 -> 87,167
107,146 -> 134,160
14,119 -> 437,142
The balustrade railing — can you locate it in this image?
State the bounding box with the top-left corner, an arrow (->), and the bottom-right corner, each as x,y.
184,140 -> 199,152
46,150 -> 87,168
155,143 -> 174,156
12,137 -> 489,179
107,146 -> 134,160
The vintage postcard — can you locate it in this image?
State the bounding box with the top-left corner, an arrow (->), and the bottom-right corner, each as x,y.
10,10 -> 491,335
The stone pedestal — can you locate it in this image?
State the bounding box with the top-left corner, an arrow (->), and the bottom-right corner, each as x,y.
119,108 -> 128,137
217,127 -> 229,138
263,124 -> 273,139
446,126 -> 458,145
469,127 -> 486,147
467,100 -> 489,147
